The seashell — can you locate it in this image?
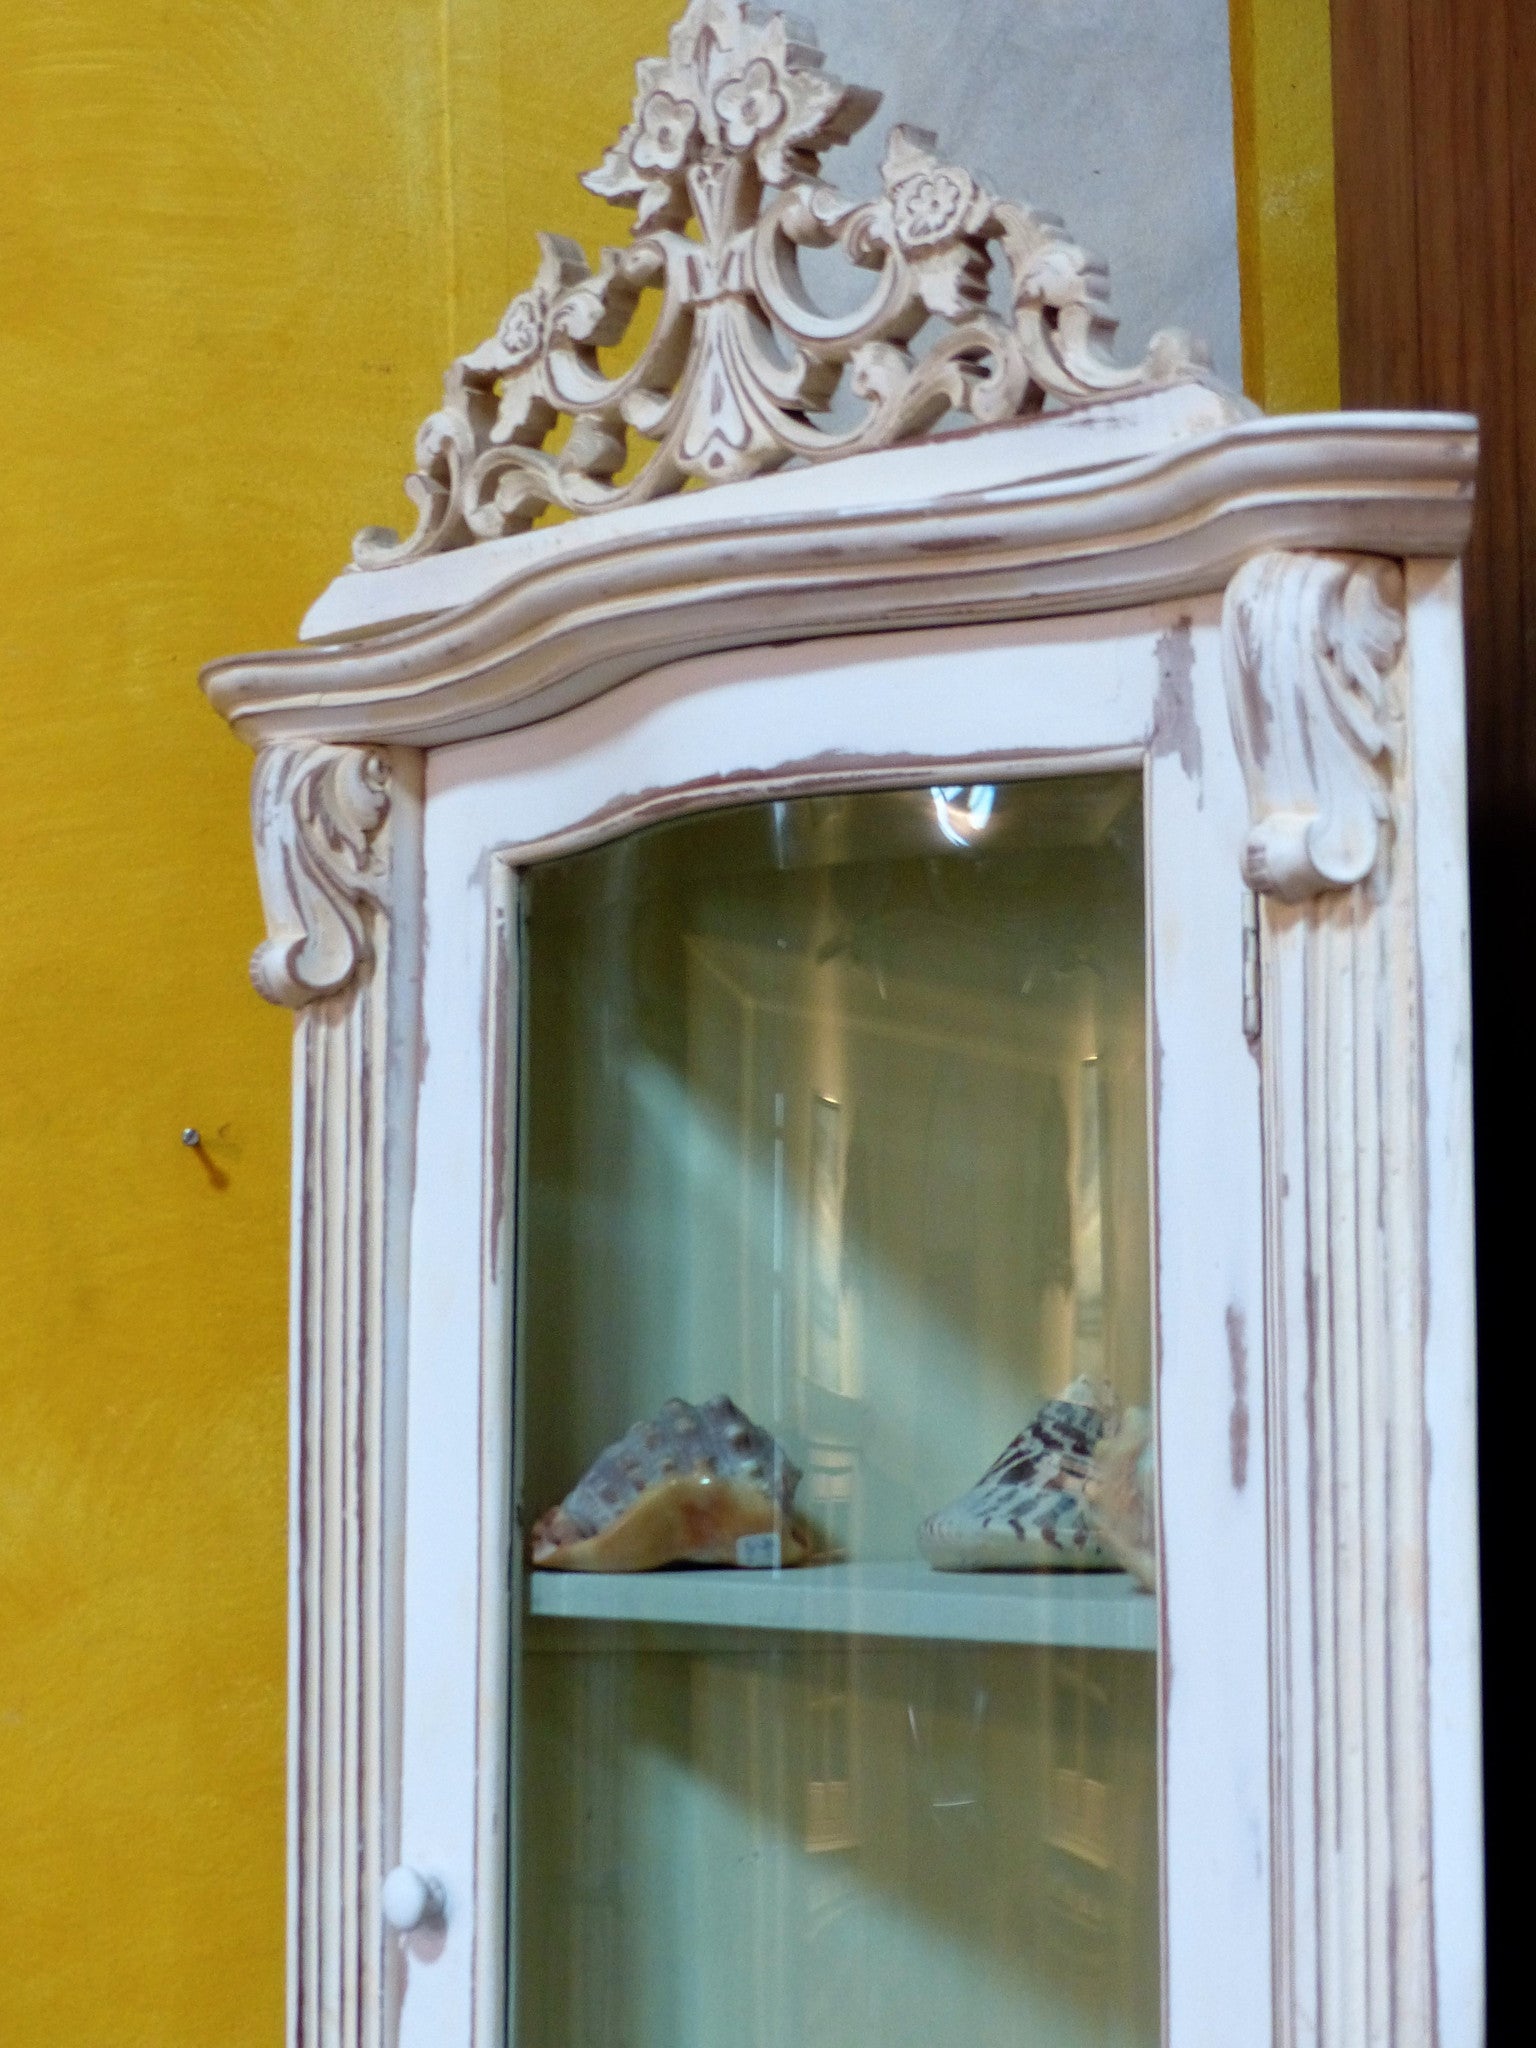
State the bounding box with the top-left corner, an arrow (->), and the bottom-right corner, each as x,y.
1084,1406 -> 1157,1591
530,1394 -> 811,1572
917,1377 -> 1119,1571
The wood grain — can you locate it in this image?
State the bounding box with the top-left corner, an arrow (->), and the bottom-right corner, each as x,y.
1333,1 -> 1531,2023
1333,0 -> 1535,823
1330,0 -> 1420,408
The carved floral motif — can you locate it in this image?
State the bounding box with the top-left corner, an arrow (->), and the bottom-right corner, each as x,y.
250,743 -> 392,1006
1221,550 -> 1406,901
889,162 -> 977,247
355,0 -> 1220,569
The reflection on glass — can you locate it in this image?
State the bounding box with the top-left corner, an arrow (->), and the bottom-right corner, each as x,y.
515,774 -> 1156,2048
1072,1057 -> 1106,1384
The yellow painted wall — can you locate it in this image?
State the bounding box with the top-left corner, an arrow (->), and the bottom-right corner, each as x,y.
0,5 -> 675,2043
0,3 -> 1332,2042
1230,0 -> 1341,411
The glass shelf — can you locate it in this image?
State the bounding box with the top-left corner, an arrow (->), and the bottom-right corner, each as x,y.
529,1561 -> 1156,1652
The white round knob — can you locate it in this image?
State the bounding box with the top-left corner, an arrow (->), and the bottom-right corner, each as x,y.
381,1865 -> 446,1933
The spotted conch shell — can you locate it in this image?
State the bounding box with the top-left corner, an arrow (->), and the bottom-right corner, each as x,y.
1084,1406 -> 1156,1591
530,1394 -> 811,1571
918,1377 -> 1119,1571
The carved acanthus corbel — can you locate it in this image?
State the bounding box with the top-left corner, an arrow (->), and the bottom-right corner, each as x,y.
250,742 -> 392,1007
1221,550 -> 1406,902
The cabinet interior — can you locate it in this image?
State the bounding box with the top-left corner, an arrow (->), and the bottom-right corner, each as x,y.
513,771 -> 1160,2048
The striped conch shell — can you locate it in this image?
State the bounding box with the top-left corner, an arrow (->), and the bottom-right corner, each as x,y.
918,1378 -> 1120,1571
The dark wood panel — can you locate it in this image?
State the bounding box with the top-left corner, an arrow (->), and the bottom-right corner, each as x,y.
1334,0 -> 1536,824
1330,0 -> 1421,408
1332,3 -> 1531,2029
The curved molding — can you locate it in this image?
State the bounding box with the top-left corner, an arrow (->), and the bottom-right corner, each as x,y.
251,743 -> 393,1007
205,409 -> 1475,751
353,0 -> 1221,568
1222,550 -> 1407,901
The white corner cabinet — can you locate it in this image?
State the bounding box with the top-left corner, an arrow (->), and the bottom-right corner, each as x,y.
203,8 -> 1484,2046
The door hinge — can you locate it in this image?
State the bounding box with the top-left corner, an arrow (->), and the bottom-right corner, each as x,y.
1242,890 -> 1261,1042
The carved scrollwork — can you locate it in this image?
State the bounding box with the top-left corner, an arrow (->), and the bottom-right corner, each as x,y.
1221,550 -> 1407,903
250,742 -> 392,1006
355,0 -> 1223,569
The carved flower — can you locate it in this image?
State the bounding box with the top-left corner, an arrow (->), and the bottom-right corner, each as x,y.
632,90 -> 699,173
584,3 -> 871,214
715,59 -> 786,150
495,289 -> 547,367
890,166 -> 977,249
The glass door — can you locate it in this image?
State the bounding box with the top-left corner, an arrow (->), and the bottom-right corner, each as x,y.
512,771 -> 1158,2048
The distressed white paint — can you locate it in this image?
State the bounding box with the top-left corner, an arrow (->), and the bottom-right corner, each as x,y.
206,406 -> 1475,752
1403,561 -> 1484,2048
388,602 -> 1271,2048
216,414 -> 1483,2048
1218,549 -> 1486,2048
1141,600 -> 1274,2048
201,9 -> 1484,2041
298,384 -> 1242,645
248,745 -> 423,2048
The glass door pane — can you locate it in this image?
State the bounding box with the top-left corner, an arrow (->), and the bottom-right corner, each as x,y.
514,773 -> 1158,2048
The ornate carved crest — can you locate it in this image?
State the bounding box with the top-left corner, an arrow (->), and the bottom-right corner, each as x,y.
1221,550 -> 1406,902
356,0 -> 1218,569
